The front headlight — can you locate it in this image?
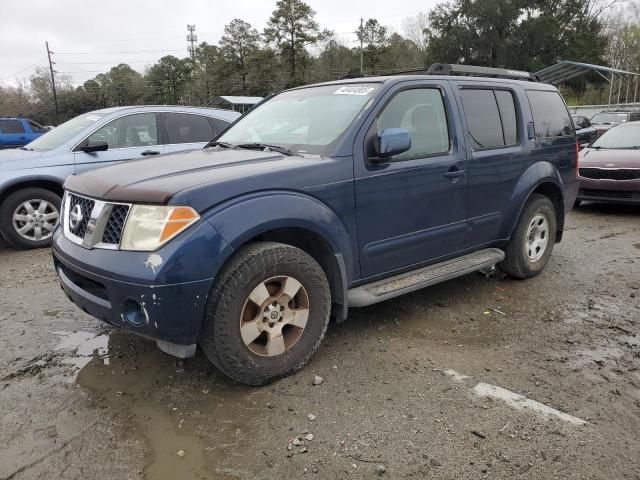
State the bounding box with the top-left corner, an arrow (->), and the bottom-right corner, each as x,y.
120,205 -> 199,251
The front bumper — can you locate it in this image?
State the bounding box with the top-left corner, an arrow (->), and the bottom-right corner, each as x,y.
577,177 -> 640,205
52,221 -> 230,345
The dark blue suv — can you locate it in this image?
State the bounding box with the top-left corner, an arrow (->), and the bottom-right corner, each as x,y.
52,64 -> 578,385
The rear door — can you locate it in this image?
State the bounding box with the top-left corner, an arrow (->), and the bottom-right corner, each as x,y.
452,82 -> 531,247
0,119 -> 29,148
354,80 -> 468,278
73,112 -> 165,173
161,112 -> 218,154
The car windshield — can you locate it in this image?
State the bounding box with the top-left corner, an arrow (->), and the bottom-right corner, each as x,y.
590,113 -> 628,125
217,84 -> 380,155
591,123 -> 640,149
25,112 -> 107,151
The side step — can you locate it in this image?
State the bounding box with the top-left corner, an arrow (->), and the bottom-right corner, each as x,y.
348,248 -> 505,307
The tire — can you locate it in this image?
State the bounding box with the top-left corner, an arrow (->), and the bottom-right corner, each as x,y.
200,242 -> 331,386
0,188 -> 62,250
499,194 -> 557,279
574,199 -> 582,208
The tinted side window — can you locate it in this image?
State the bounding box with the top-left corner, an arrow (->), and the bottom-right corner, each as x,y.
495,90 -> 518,145
375,88 -> 449,160
0,119 -> 25,134
459,89 -> 504,149
87,113 -> 158,149
527,90 -> 573,139
165,113 -> 215,144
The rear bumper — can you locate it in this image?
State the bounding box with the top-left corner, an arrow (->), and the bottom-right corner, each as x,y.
577,178 -> 640,204
52,222 -> 230,345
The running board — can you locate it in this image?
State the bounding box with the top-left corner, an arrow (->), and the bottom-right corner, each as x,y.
348,248 -> 505,307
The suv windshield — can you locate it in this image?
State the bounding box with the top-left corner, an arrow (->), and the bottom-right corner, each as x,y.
217,84 -> 380,155
590,113 -> 628,125
591,123 -> 640,149
26,112 -> 107,151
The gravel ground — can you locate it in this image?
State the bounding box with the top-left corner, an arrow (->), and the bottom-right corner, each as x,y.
1,203 -> 639,480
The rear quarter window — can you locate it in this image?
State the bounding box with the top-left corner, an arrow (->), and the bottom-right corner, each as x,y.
527,90 -> 573,139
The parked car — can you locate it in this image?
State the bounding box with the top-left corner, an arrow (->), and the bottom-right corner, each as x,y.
52,64 -> 578,385
0,106 -> 239,249
590,111 -> 640,137
0,117 -> 48,149
576,121 -> 640,205
572,115 -> 598,146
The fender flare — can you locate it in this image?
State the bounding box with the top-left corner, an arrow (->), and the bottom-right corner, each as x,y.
203,190 -> 355,319
0,174 -> 66,202
503,161 -> 565,239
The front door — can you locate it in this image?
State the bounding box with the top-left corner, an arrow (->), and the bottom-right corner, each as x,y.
74,112 -> 165,173
354,82 -> 468,279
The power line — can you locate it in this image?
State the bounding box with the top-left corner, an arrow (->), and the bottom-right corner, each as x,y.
56,48 -> 187,55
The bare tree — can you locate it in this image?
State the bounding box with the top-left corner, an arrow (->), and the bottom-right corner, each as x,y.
402,12 -> 429,53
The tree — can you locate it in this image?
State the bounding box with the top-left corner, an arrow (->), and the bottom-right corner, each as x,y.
402,12 -> 430,55
426,0 -> 609,72
146,56 -> 193,104
103,64 -> 144,106
219,19 -> 261,94
264,0 -> 332,86
356,19 -> 389,73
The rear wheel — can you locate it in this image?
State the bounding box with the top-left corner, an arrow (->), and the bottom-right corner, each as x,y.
0,188 -> 61,249
499,194 -> 557,279
200,242 -> 331,385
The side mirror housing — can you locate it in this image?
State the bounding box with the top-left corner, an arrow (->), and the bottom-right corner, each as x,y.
579,142 -> 590,150
79,140 -> 108,153
374,128 -> 411,160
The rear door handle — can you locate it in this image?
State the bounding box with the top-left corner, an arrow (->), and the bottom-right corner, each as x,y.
141,150 -> 160,156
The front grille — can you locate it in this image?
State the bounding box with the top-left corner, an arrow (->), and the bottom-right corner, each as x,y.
579,168 -> 640,181
580,188 -> 640,199
102,205 -> 129,245
68,194 -> 95,239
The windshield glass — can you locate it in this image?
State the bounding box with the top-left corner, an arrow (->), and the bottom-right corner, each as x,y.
590,113 -> 628,125
591,123 -> 640,149
26,112 -> 107,151
217,84 -> 380,155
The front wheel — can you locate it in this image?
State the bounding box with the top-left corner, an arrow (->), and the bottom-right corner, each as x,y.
200,242 -> 331,385
499,194 -> 557,279
0,188 -> 61,249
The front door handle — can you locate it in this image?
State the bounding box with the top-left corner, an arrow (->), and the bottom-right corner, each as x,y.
141,150 -> 160,156
444,166 -> 466,180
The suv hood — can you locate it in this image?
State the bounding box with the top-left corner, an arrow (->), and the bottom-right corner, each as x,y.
0,148 -> 53,171
64,147 -> 351,211
579,148 -> 640,168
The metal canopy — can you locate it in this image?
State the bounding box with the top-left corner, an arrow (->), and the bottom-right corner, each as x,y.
536,61 -> 640,106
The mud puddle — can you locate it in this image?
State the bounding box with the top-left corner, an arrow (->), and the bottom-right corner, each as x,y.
73,329 -> 264,479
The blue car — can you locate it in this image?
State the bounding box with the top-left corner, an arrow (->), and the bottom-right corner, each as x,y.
0,106 -> 239,249
0,117 -> 48,149
53,64 -> 578,385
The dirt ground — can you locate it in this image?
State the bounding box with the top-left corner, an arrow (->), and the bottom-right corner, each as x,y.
1,203 -> 639,480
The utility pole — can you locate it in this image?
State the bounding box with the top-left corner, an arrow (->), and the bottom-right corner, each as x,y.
186,25 -> 197,59
359,18 -> 364,76
45,41 -> 59,125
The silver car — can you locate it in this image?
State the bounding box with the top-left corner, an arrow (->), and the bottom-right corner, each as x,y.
0,105 -> 239,249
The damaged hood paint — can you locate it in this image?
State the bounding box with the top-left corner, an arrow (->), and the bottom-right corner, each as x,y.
64,147 -> 352,212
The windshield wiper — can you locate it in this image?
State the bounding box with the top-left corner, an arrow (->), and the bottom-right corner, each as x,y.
236,143 -> 301,157
205,141 -> 238,149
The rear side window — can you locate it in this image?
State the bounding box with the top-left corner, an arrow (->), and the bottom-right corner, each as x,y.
527,90 -> 573,139
460,89 -> 518,149
0,119 -> 25,134
28,120 -> 47,133
164,113 -> 215,144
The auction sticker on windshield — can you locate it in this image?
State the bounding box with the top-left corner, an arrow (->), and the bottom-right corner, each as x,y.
334,86 -> 376,95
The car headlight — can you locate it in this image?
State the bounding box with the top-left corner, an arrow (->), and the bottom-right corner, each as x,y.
120,205 -> 199,251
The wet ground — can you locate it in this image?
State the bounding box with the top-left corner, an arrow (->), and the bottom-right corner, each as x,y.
1,202 -> 639,480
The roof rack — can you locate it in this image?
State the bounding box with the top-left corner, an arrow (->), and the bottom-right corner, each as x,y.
427,63 -> 540,82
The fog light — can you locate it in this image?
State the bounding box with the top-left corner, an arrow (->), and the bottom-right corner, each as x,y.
122,298 -> 148,327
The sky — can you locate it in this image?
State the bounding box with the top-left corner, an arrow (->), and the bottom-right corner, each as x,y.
0,0 -> 439,87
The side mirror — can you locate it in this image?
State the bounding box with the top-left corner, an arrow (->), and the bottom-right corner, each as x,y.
375,128 -> 411,160
79,140 -> 108,153
579,142 -> 590,150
